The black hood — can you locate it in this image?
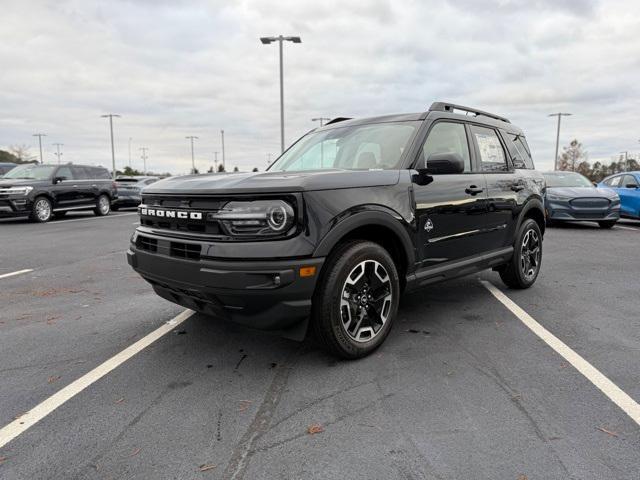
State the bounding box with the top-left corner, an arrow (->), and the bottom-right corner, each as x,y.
546,186 -> 618,199
0,178 -> 49,188
143,169 -> 401,195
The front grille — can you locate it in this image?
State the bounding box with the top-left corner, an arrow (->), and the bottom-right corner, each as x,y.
572,212 -> 609,219
570,198 -> 609,208
170,241 -> 201,260
136,236 -> 157,253
140,217 -> 221,235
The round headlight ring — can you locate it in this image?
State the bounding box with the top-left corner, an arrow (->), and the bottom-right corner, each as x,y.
267,205 -> 288,231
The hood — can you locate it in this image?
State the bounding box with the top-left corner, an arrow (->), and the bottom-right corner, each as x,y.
0,178 -> 48,188
546,186 -> 618,199
143,169 -> 401,195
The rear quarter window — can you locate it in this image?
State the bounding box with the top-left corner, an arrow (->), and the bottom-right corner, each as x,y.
503,131 -> 534,169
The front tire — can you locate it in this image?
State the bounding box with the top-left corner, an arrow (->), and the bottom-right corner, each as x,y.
29,196 -> 53,223
311,241 -> 400,359
598,220 -> 616,229
94,194 -> 111,216
499,218 -> 542,289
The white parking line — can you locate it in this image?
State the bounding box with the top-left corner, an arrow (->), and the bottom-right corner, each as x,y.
481,280 -> 640,426
48,212 -> 137,224
0,269 -> 33,279
0,309 -> 195,449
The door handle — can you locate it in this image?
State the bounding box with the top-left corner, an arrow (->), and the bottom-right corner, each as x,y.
465,185 -> 484,195
511,183 -> 525,192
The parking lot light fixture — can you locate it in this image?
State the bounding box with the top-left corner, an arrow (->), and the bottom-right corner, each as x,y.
139,147 -> 148,174
260,35 -> 302,153
53,143 -> 63,164
33,133 -> 46,164
548,113 -> 572,170
101,114 -> 121,179
312,117 -> 331,127
186,136 -> 198,173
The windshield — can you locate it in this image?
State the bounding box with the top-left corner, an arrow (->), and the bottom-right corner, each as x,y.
269,122 -> 419,172
2,164 -> 56,180
543,172 -> 593,188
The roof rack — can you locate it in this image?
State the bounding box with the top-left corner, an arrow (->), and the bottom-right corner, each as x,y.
324,117 -> 352,126
428,102 -> 510,124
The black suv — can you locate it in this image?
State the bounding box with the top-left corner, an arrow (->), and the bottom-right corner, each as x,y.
0,163 -> 117,222
128,102 -> 545,358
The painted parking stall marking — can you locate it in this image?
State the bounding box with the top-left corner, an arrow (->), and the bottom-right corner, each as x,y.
0,269 -> 33,280
481,280 -> 640,426
0,309 -> 195,449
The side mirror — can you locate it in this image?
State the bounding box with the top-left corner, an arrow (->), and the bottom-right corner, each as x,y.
53,176 -> 66,184
426,152 -> 465,175
626,184 -> 639,189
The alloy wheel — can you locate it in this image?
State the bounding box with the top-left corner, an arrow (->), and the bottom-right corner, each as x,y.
340,259 -> 393,342
35,199 -> 51,221
520,229 -> 541,281
99,196 -> 110,214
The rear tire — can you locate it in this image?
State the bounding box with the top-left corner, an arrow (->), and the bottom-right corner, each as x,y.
311,241 -> 400,359
29,196 -> 53,223
598,220 -> 616,229
499,218 -> 542,289
94,194 -> 111,216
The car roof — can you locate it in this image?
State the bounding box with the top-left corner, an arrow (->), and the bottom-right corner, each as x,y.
116,175 -> 157,180
0,162 -> 16,166
315,102 -> 523,135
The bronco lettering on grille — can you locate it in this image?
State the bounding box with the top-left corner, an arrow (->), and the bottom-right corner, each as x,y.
140,207 -> 203,220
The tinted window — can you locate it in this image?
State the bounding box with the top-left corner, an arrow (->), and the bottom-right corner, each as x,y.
421,122 -> 471,172
94,168 -> 111,179
56,166 -> 73,180
471,126 -> 508,172
504,132 -> 534,169
623,174 -> 638,188
71,166 -> 90,179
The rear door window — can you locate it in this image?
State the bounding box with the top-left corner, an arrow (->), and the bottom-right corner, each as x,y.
470,125 -> 509,172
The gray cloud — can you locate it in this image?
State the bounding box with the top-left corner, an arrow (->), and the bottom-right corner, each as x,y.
1,0 -> 639,173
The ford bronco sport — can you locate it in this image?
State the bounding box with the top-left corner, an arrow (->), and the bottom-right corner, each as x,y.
127,102 -> 545,358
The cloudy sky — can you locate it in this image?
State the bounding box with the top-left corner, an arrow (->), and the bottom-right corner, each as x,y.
1,0 -> 639,174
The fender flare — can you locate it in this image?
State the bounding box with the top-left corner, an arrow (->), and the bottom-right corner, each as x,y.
516,198 -> 545,235
313,209 -> 416,268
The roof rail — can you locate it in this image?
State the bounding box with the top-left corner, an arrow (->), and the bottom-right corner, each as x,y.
428,102 -> 510,124
324,117 -> 352,126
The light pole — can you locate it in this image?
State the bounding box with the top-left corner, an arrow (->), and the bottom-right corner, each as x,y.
260,35 -> 302,153
620,151 -> 629,171
221,130 -> 226,170
312,117 -> 331,127
101,114 -> 121,179
53,143 -> 63,164
186,136 -> 198,173
139,147 -> 148,174
214,151 -> 219,172
548,113 -> 572,170
33,133 -> 46,164
128,137 -> 132,167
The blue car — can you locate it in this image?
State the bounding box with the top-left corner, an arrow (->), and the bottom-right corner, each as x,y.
598,171 -> 640,219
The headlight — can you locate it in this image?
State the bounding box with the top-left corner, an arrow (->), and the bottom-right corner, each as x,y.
212,200 -> 295,237
546,193 -> 569,201
3,186 -> 33,196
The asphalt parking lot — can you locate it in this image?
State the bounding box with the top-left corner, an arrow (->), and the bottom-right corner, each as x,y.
1,212 -> 639,479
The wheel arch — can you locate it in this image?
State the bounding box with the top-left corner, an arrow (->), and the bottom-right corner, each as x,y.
518,198 -> 545,237
313,210 -> 416,288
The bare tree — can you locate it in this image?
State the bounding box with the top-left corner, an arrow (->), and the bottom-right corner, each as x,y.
558,139 -> 587,172
9,144 -> 37,164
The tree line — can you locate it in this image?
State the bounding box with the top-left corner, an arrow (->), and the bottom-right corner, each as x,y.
556,139 -> 638,182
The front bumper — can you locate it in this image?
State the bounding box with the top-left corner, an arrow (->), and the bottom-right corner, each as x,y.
545,200 -> 620,222
113,195 -> 141,208
0,197 -> 31,217
127,235 -> 324,332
